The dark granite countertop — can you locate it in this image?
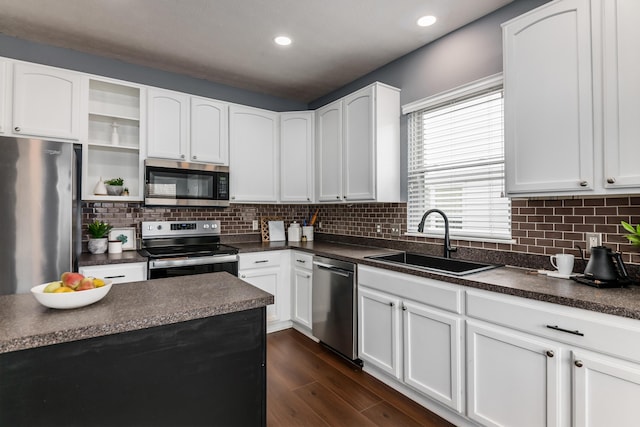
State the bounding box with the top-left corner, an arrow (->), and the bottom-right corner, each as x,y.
0,272 -> 273,354
232,240 -> 640,321
78,250 -> 148,266
75,239 -> 640,321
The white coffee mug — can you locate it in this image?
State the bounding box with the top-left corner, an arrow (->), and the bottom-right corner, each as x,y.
550,254 -> 574,275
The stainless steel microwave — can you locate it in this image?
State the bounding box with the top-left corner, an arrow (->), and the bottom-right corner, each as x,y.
144,159 -> 229,207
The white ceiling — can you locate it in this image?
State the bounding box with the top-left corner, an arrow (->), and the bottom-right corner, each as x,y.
0,0 -> 512,102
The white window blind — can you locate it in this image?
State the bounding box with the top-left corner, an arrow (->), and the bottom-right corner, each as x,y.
407,85 -> 511,241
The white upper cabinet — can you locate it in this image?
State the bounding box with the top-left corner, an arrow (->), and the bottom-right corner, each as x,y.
280,111 -> 314,202
503,0 -> 594,195
504,0 -> 640,195
147,89 -> 228,165
602,0 -> 640,189
315,82 -> 401,203
316,100 -> 343,201
343,86 -> 375,200
12,62 -> 81,140
147,88 -> 189,160
190,96 -> 228,164
229,105 -> 279,202
82,77 -> 145,201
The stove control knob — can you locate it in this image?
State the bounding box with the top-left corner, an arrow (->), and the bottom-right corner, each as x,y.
211,223 -> 218,229
157,225 -> 162,230
203,224 -> 210,229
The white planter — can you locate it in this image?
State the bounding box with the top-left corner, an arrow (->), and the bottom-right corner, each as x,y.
88,238 -> 108,254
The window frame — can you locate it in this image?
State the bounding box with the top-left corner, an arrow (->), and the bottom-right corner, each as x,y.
403,73 -> 513,243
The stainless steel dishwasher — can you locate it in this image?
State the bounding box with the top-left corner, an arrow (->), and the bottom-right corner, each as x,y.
312,256 -> 360,364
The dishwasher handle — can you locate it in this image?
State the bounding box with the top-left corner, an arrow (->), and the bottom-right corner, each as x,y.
313,261 -> 352,277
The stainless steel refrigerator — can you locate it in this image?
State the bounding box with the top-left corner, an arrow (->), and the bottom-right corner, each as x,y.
0,136 -> 81,294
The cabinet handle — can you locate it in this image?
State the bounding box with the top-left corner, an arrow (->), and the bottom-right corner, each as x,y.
546,324 -> 584,336
254,260 -> 269,264
192,155 -> 197,160
296,259 -> 306,264
305,274 -> 311,278
14,126 -> 21,132
231,196 -> 236,200
104,274 -> 126,279
336,196 -> 340,199
402,305 -> 407,311
579,181 -> 588,187
545,350 -> 554,358
241,274 -> 246,279
307,198 -> 310,201
389,302 -> 394,307
575,360 -> 584,368
181,154 -> 185,159
607,177 -> 616,184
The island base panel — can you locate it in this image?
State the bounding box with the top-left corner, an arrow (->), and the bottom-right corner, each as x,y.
0,307 -> 266,427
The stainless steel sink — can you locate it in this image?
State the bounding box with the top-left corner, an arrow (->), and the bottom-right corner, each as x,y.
365,252 -> 501,276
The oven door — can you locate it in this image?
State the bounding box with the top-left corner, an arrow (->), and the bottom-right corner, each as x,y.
148,254 -> 238,279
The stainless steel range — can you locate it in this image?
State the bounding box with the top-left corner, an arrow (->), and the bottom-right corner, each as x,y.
139,220 -> 238,279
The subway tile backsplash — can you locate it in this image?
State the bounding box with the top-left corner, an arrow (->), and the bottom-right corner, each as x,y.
82,195 -> 640,266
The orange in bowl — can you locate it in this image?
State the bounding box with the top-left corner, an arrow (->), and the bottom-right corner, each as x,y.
31,280 -> 113,309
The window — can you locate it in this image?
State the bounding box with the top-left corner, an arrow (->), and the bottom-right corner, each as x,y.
405,74 -> 511,241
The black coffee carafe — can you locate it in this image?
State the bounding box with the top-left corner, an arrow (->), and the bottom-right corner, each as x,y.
584,246 -> 629,282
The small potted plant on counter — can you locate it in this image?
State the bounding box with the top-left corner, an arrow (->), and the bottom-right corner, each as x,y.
87,220 -> 113,254
104,177 -> 124,196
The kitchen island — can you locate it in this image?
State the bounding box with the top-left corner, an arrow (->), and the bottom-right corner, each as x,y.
0,272 -> 273,427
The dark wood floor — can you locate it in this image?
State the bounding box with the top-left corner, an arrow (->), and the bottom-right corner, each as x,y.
267,328 -> 455,427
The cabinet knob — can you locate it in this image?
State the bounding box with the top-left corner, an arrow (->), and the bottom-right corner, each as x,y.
336,196 -> 340,199
389,302 -> 394,307
241,274 -> 246,279
306,274 -> 311,278
607,177 -> 616,184
402,305 -> 407,311
307,198 -> 310,201
192,155 -> 197,160
181,154 -> 185,159
545,350 -> 554,358
14,126 -> 20,132
574,360 -> 583,368
579,181 -> 588,187
231,196 -> 236,200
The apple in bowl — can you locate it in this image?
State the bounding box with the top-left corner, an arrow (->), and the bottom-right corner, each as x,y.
31,273 -> 112,309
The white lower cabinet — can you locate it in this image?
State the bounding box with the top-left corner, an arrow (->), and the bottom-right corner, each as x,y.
239,251 -> 290,332
467,288 -> 640,427
291,252 -> 313,330
466,320 -> 562,427
78,262 -> 147,284
573,349 -> 640,426
358,266 -> 463,413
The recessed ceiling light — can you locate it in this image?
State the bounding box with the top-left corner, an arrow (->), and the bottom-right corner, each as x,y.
417,15 -> 437,27
274,36 -> 292,46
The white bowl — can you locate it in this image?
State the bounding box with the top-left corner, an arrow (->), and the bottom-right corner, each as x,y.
31,281 -> 113,309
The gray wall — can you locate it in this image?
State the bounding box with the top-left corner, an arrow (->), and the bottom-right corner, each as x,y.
308,0 -> 550,200
0,34 -> 306,112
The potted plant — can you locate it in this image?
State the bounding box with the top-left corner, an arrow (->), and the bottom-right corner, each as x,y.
104,177 -> 124,196
621,221 -> 640,247
87,220 -> 112,254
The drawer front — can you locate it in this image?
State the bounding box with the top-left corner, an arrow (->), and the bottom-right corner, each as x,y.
239,251 -> 282,270
292,252 -> 313,271
358,265 -> 461,314
78,262 -> 147,284
466,289 -> 640,363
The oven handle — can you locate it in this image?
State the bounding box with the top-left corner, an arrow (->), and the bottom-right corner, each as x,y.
149,254 -> 238,269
